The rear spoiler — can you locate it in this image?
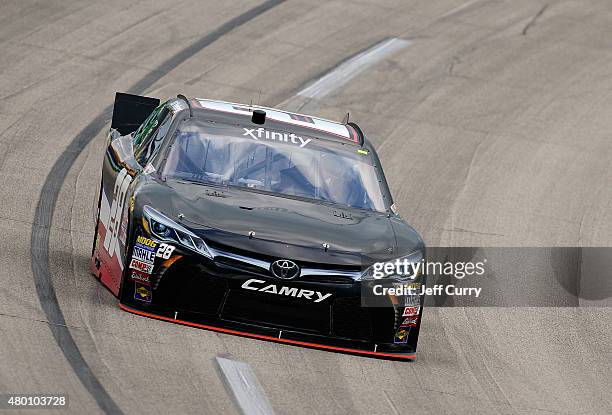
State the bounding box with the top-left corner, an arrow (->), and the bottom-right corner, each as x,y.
111,92 -> 160,136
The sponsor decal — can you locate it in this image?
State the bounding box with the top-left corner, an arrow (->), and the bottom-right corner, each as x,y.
404,296 -> 421,308
402,306 -> 420,317
134,284 -> 152,302
132,245 -> 156,264
404,283 -> 422,307
332,210 -> 353,220
400,317 -> 419,327
241,278 -> 332,303
357,149 -> 369,155
130,270 -> 151,285
242,127 -> 312,148
129,258 -> 154,274
289,113 -> 314,124
136,235 -> 157,248
155,243 -> 175,260
394,328 -> 409,344
205,189 -> 226,198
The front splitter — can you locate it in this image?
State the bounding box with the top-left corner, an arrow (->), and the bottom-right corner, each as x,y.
119,303 -> 416,361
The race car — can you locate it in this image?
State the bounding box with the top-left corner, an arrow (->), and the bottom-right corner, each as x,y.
91,92 -> 425,359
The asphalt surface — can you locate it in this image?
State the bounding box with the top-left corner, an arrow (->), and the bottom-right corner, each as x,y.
1,0 -> 611,414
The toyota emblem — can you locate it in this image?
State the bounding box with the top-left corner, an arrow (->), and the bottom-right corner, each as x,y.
270,259 -> 300,280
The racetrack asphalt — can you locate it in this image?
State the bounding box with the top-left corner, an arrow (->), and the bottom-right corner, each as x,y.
1,0 -> 611,414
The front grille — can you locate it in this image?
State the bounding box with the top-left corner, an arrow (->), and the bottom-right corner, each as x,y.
155,262 -> 227,315
222,289 -> 331,334
332,297 -> 373,340
157,242 -> 377,340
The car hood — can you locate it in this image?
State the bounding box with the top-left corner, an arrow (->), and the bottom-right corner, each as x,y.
139,179 -> 422,265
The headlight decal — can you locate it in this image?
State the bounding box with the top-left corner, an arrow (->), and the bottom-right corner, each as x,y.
142,205 -> 212,259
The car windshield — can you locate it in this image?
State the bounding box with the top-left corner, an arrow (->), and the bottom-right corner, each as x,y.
162,121 -> 387,212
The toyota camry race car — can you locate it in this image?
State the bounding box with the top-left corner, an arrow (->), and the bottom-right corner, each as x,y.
91,92 -> 425,359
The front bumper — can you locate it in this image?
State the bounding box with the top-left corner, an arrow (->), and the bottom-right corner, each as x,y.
119,303 -> 416,360
120,234 -> 422,360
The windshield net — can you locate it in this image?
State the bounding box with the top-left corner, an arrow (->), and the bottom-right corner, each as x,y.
162,122 -> 386,212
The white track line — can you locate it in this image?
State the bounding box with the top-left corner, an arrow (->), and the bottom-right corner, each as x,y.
216,356 -> 275,415
440,0 -> 482,19
297,37 -> 411,99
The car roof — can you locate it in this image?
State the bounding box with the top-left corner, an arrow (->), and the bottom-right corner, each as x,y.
175,98 -> 363,146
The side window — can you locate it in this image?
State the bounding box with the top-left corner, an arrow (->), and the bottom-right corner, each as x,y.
133,105 -> 163,149
134,107 -> 173,166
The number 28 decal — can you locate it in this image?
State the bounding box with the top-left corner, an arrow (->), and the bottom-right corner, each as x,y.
156,243 -> 175,259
